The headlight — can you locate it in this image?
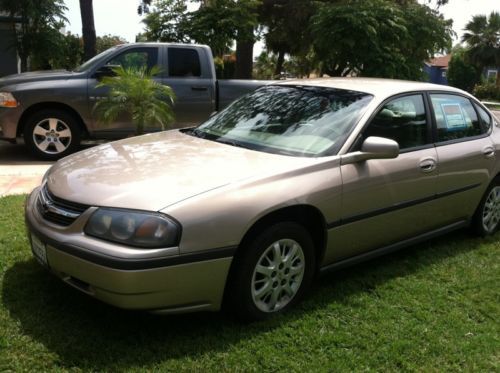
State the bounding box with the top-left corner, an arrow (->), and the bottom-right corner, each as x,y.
84,208 -> 181,248
0,92 -> 19,108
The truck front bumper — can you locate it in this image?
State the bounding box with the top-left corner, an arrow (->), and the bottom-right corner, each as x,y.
0,107 -> 22,141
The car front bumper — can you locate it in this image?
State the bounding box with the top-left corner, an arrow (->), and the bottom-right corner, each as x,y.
24,188 -> 234,314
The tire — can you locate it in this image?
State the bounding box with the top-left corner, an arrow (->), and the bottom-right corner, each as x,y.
23,109 -> 81,160
472,177 -> 500,236
227,222 -> 316,322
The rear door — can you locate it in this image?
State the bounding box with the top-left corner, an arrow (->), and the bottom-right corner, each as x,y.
429,93 -> 496,224
326,93 -> 439,263
160,46 -> 216,127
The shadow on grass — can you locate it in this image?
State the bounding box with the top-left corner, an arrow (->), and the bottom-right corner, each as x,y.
1,229 -> 494,370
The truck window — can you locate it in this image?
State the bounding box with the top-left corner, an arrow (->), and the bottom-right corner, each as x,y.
107,48 -> 158,71
168,48 -> 201,77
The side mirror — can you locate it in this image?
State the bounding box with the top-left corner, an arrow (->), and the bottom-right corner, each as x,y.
341,136 -> 399,165
93,64 -> 121,79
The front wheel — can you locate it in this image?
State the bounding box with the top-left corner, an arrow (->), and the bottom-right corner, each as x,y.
473,178 -> 500,236
227,222 -> 316,321
24,109 -> 81,160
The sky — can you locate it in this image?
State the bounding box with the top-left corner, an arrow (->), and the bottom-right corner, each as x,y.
64,0 -> 500,55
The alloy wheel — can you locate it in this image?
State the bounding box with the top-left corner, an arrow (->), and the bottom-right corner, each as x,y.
251,238 -> 305,313
32,118 -> 72,155
482,186 -> 500,234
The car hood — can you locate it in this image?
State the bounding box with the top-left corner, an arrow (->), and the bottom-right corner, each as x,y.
45,130 -> 316,211
0,70 -> 81,87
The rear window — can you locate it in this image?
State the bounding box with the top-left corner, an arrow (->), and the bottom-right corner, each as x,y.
430,94 -> 487,142
168,48 -> 201,77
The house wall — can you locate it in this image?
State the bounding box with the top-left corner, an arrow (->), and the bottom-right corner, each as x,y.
0,20 -> 19,77
424,65 -> 448,85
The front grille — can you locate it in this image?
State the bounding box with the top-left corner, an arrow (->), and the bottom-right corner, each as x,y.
37,184 -> 89,226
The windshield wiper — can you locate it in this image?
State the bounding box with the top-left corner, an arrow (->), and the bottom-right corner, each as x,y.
214,138 -> 252,150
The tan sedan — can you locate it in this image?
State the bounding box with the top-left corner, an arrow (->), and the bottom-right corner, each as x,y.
25,78 -> 500,320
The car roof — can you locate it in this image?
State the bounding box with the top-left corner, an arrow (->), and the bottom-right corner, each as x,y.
276,77 -> 468,98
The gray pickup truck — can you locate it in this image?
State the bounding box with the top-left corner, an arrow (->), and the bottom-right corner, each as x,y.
0,43 -> 264,159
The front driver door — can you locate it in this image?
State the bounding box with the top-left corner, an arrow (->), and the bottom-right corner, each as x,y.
87,46 -> 161,138
325,93 -> 439,263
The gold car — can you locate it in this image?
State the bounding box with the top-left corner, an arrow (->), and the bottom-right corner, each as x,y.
25,78 -> 500,321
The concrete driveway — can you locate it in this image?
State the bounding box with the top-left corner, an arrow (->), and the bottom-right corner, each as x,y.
0,142 -> 53,197
1,110 -> 499,197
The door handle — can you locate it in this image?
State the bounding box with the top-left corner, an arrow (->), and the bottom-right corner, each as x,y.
419,158 -> 436,173
191,86 -> 208,91
482,146 -> 495,159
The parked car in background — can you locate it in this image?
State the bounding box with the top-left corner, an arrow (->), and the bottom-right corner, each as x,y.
0,43 -> 264,159
25,78 -> 500,321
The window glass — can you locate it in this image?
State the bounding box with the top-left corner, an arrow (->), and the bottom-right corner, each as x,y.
364,94 -> 428,149
430,94 -> 483,142
168,48 -> 201,77
107,48 -> 158,70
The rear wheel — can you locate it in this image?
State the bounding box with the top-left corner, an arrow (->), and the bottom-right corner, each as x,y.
227,222 -> 315,321
473,178 -> 500,236
24,109 -> 81,160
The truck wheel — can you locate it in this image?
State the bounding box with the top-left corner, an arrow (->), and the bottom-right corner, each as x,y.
227,222 -> 316,322
24,109 -> 81,160
472,177 -> 500,236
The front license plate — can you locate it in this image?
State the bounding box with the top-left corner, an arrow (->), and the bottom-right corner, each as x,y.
31,234 -> 48,267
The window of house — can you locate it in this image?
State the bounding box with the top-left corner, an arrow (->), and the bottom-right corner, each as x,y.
107,48 -> 158,71
487,69 -> 498,82
168,48 -> 201,77
363,94 -> 428,149
430,94 -> 485,142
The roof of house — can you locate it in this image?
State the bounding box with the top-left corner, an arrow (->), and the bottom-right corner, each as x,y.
426,55 -> 451,68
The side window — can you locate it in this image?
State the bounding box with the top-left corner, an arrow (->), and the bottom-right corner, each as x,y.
430,94 -> 484,142
475,103 -> 492,133
364,94 -> 428,149
107,48 -> 158,70
168,48 -> 201,77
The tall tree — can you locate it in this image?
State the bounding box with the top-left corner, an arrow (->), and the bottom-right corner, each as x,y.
0,0 -> 67,71
260,0 -> 316,77
462,11 -> 500,77
79,0 -> 96,61
310,0 -> 452,80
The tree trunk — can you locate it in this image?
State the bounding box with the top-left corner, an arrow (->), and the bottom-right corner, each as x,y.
274,50 -> 285,77
79,0 -> 96,61
235,40 -> 254,79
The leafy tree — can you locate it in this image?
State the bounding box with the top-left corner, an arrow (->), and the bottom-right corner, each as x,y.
96,34 -> 127,53
310,0 -> 452,79
447,46 -> 481,92
94,66 -> 176,135
462,11 -> 500,76
141,0 -> 260,78
79,0 -> 96,60
141,0 -> 188,42
0,0 -> 67,71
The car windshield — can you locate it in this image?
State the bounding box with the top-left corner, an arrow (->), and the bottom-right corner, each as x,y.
73,46 -> 121,72
193,85 -> 373,157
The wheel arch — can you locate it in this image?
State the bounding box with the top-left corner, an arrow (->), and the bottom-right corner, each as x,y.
236,204 -> 328,270
17,102 -> 89,138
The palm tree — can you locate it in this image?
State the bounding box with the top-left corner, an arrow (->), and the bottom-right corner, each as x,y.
79,0 -> 96,60
94,66 -> 176,135
461,11 -> 500,76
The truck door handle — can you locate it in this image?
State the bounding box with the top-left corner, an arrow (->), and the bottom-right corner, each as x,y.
419,158 -> 436,173
191,86 -> 208,91
482,146 -> 495,159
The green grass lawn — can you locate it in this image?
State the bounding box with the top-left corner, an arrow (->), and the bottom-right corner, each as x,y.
1,195 -> 499,372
